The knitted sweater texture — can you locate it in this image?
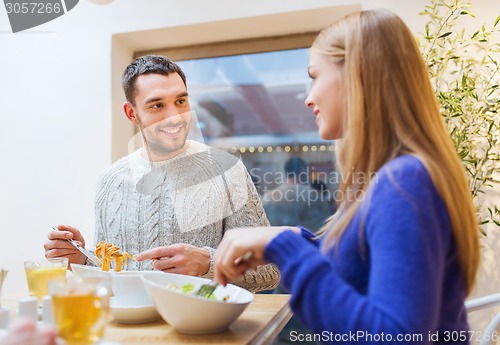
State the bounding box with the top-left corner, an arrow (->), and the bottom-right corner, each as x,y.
265,155 -> 468,344
94,140 -> 280,292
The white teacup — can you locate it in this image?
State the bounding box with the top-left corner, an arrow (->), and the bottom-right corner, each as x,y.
111,271 -> 151,306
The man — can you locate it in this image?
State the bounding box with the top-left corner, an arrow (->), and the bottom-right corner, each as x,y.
44,55 -> 279,292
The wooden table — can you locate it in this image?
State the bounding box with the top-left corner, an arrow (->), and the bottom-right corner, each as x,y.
3,294 -> 292,345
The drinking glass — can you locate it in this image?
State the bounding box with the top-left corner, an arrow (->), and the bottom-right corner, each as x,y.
49,276 -> 110,345
24,258 -> 68,305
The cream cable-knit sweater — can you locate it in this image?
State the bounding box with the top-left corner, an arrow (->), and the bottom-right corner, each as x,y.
93,140 -> 280,292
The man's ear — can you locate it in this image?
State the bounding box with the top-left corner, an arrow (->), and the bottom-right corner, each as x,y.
123,102 -> 139,125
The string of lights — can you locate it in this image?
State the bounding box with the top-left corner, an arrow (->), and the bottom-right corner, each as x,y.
227,144 -> 335,154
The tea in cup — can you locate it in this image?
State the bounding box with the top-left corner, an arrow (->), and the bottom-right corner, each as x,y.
24,258 -> 68,305
50,277 -> 109,345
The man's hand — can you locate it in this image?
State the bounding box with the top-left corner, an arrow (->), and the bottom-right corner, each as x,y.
44,225 -> 87,265
136,244 -> 210,276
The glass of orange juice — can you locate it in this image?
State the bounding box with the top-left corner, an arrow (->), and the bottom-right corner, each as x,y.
24,258 -> 68,305
49,276 -> 110,345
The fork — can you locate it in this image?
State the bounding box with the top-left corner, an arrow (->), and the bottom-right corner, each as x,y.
195,250 -> 254,298
195,280 -> 219,298
51,227 -> 103,266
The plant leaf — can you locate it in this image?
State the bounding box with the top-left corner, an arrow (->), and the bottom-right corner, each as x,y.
438,31 -> 453,38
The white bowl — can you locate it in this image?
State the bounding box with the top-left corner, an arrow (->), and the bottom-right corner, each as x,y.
111,271 -> 152,306
110,297 -> 161,324
70,263 -> 113,279
141,272 -> 254,334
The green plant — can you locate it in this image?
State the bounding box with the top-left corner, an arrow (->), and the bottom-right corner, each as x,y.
418,0 -> 500,234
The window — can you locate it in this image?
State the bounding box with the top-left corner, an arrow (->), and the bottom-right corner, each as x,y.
140,34 -> 338,230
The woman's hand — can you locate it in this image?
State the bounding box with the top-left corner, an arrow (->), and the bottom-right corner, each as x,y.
213,226 -> 299,286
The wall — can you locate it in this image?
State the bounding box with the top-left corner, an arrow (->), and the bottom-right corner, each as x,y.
0,0 -> 499,338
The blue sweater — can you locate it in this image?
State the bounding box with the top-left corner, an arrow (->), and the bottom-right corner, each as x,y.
264,155 -> 468,344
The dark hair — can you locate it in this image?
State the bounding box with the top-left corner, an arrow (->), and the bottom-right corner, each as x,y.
122,55 -> 187,105
284,157 -> 308,182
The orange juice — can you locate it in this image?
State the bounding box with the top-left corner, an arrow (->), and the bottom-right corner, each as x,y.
25,265 -> 67,304
52,292 -> 105,345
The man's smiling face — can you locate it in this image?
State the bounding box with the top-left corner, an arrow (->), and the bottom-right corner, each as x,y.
126,72 -> 191,161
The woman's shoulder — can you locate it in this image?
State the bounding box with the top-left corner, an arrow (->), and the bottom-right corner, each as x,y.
368,154 -> 442,212
363,156 -> 453,253
374,154 -> 431,187
380,154 -> 427,174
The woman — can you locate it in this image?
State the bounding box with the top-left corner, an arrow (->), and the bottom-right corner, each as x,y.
214,9 -> 479,344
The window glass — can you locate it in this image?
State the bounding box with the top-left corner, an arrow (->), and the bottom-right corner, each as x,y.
177,48 -> 337,231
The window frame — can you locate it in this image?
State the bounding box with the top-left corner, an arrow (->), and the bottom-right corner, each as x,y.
134,32 -> 319,61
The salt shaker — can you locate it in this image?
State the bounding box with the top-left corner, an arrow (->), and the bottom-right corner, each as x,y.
41,295 -> 53,325
18,296 -> 38,322
0,307 -> 9,330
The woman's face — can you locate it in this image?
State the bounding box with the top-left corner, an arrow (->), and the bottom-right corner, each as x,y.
305,51 -> 346,140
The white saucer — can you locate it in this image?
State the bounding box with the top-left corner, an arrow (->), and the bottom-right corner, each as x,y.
110,297 -> 161,324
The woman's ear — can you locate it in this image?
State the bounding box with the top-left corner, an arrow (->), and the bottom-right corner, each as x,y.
123,102 -> 139,125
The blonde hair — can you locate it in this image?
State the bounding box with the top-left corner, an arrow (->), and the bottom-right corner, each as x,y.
314,9 -> 479,295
